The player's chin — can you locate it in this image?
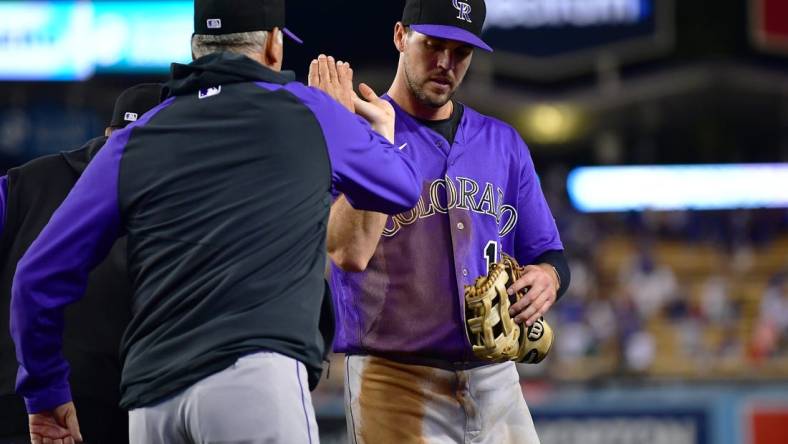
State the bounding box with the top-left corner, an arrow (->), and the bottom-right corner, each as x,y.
423,90 -> 454,108
429,80 -> 454,94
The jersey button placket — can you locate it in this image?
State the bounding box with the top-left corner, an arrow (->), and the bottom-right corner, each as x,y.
456,221 -> 467,277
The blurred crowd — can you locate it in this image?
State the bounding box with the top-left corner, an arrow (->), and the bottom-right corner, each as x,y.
541,166 -> 788,381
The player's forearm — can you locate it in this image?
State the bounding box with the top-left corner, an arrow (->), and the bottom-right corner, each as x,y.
327,195 -> 388,272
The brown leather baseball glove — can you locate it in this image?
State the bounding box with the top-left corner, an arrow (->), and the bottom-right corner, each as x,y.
464,253 -> 554,364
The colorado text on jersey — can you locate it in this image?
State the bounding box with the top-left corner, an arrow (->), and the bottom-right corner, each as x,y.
383,175 -> 518,238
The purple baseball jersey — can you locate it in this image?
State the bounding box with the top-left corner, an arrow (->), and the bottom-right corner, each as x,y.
329,97 -> 564,364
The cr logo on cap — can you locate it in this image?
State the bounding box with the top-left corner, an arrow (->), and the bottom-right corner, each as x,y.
207,18 -> 222,29
124,112 -> 138,122
452,0 -> 472,23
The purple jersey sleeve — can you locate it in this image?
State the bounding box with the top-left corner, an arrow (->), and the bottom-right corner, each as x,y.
282,83 -> 422,213
0,175 -> 7,236
10,135 -> 125,412
513,138 -> 564,264
9,100 -> 170,413
10,132 -> 131,413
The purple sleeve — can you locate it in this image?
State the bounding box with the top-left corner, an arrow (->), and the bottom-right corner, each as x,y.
0,175 -> 6,236
284,83 -> 422,214
513,138 -> 564,264
9,131 -> 129,413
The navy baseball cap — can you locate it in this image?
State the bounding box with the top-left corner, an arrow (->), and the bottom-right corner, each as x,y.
194,0 -> 303,44
109,83 -> 163,129
402,0 -> 492,52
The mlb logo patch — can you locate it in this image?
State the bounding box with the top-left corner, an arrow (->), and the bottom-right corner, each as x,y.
198,86 -> 222,99
207,18 -> 222,29
124,112 -> 138,122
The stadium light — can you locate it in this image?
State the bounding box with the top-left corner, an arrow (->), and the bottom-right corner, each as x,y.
567,164 -> 788,212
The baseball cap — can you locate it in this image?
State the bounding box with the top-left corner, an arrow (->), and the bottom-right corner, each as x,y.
194,0 -> 303,44
402,0 -> 492,52
109,83 -> 163,129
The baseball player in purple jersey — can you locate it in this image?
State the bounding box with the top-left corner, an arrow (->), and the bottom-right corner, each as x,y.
324,0 -> 571,442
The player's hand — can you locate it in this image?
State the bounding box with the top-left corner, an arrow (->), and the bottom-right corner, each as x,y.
353,83 -> 395,144
28,401 -> 83,444
308,54 -> 355,113
507,264 -> 559,327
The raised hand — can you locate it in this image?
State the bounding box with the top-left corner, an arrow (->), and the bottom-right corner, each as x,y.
308,55 -> 395,143
353,83 -> 395,144
308,54 -> 355,113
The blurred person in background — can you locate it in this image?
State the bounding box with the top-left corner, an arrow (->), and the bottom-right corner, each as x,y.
752,273 -> 788,361
322,0 -> 569,442
9,0 -> 421,442
699,273 -> 741,359
0,83 -> 162,443
554,257 -> 617,366
610,286 -> 650,374
700,274 -> 735,325
620,248 -> 679,320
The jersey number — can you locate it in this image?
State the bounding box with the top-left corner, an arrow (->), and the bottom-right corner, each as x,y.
484,240 -> 498,271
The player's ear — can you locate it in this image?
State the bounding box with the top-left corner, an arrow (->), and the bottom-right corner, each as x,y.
190,33 -> 197,61
394,22 -> 407,53
263,27 -> 284,71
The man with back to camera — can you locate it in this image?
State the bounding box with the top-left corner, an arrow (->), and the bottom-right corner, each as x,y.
9,0 -> 422,442
0,83 -> 162,444
324,0 -> 571,442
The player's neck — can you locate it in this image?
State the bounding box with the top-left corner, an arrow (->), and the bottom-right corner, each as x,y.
388,78 -> 453,121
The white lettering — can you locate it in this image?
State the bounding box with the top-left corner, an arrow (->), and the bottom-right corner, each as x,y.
536,418 -> 697,444
484,0 -> 645,30
382,176 -> 520,238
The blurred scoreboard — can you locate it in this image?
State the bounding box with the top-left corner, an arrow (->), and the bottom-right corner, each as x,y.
0,0 -> 678,81
0,1 -> 192,80
482,0 -> 674,79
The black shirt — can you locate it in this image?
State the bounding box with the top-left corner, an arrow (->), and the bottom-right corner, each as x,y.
416,101 -> 464,145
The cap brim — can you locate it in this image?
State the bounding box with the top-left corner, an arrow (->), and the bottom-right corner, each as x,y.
410,24 -> 492,52
283,27 -> 303,44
